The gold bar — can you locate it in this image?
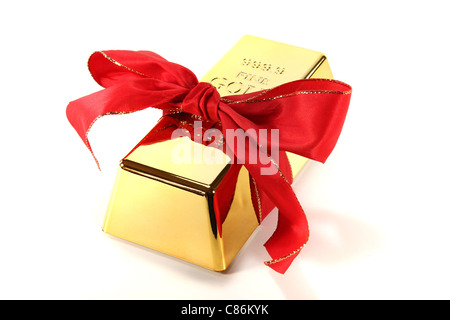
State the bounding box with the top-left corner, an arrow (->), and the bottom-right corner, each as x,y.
102,35 -> 333,271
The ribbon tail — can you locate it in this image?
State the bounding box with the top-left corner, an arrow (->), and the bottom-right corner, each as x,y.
248,160 -> 306,274
221,112 -> 309,274
249,163 -> 309,274
262,184 -> 309,273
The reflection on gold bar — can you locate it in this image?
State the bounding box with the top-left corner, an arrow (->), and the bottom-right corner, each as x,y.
102,35 -> 333,271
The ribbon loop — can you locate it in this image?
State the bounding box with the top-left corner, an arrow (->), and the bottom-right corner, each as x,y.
182,82 -> 221,123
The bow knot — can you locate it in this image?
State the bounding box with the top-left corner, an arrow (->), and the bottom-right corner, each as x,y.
181,82 -> 221,123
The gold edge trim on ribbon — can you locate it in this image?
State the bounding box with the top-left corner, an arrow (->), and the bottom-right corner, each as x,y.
221,79 -> 352,105
226,89 -> 352,104
251,177 -> 262,223
97,51 -> 152,78
269,157 -> 288,183
264,244 -> 305,266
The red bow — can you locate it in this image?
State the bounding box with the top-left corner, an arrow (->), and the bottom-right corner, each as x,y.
67,50 -> 352,274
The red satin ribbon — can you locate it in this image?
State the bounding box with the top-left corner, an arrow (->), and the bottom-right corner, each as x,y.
67,50 -> 352,274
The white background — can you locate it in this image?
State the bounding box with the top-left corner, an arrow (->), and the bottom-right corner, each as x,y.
1,0 -> 449,300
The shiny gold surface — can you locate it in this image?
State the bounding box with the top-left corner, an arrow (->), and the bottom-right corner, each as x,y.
203,35 -> 333,98
125,137 -> 231,190
104,165 -> 225,269
102,35 -> 334,270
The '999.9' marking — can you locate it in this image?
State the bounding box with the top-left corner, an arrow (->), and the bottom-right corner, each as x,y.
242,58 -> 286,75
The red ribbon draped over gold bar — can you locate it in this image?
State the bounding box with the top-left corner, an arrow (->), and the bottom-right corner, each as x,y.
66,50 -> 352,274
